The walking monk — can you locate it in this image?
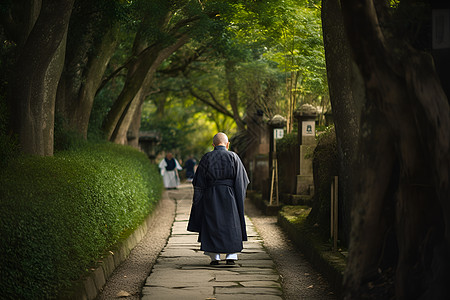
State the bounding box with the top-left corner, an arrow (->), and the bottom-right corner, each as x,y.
158,152 -> 182,189
187,132 -> 249,265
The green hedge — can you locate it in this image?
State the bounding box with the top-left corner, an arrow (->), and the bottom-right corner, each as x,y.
0,143 -> 163,299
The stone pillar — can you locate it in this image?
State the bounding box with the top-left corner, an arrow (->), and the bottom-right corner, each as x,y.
294,104 -> 317,195
246,109 -> 270,192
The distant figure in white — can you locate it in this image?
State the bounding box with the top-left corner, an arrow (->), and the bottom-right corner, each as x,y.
159,152 -> 182,189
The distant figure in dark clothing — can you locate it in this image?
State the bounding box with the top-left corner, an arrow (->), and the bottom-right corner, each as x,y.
184,156 -> 197,182
158,152 -> 182,189
187,132 -> 249,266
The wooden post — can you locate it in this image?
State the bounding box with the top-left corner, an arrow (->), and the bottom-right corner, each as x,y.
330,176 -> 338,252
330,180 -> 334,240
275,158 -> 279,206
269,137 -> 279,206
269,163 -> 275,205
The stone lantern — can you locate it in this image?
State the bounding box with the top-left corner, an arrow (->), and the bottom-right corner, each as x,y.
138,131 -> 160,162
294,104 -> 317,196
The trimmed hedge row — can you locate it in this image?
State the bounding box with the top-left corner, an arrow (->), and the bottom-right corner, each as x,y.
0,143 -> 163,299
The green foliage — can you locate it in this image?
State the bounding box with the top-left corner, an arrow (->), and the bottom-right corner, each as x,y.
145,0 -> 326,147
54,114 -> 88,151
262,0 -> 328,106
276,131 -> 297,153
0,143 -> 163,299
140,98 -> 216,159
141,116 -> 189,154
0,93 -> 18,167
0,15 -> 19,166
88,79 -> 124,141
236,60 -> 284,117
275,132 -> 299,194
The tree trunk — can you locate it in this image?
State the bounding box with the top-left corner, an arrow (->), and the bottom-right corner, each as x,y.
101,44 -> 161,141
225,59 -> 246,131
0,0 -> 41,48
111,34 -> 189,144
56,13 -> 119,138
102,9 -> 176,142
340,1 -> 450,298
321,0 -> 364,246
9,0 -> 74,155
127,96 -> 145,148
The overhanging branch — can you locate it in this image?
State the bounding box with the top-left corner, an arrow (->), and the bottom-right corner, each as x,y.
188,87 -> 233,118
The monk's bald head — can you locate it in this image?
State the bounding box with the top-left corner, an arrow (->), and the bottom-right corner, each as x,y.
213,132 -> 229,147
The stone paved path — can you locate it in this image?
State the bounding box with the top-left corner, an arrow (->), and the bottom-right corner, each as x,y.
141,184 -> 283,300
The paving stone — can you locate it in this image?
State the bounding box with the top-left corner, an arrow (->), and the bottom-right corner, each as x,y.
142,286 -> 214,300
173,231 -> 198,236
231,267 -> 277,275
243,241 -> 264,248
246,228 -> 259,237
215,274 -> 280,282
215,294 -> 283,300
247,236 -> 263,242
240,280 -> 282,288
167,235 -> 199,244
144,270 -> 215,287
175,216 -> 189,222
164,244 -> 200,250
215,286 -> 282,296
241,248 -> 266,253
239,259 -> 275,268
172,220 -> 189,226
159,248 -> 201,257
153,256 -> 209,267
240,252 -> 272,260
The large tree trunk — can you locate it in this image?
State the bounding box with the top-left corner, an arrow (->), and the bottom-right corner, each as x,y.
340,1 -> 450,298
127,97 -> 145,148
111,34 -> 189,144
321,0 -> 364,246
101,44 -> 161,141
9,0 -> 74,155
0,0 -> 41,48
56,3 -> 119,138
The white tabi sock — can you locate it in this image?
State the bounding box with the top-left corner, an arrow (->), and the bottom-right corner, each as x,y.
225,253 -> 238,260
204,252 -> 221,261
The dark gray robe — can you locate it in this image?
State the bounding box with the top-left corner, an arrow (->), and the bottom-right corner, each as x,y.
187,145 -> 249,253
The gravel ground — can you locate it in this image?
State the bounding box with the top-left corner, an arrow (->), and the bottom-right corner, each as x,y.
97,185 -> 336,299
245,199 -> 336,300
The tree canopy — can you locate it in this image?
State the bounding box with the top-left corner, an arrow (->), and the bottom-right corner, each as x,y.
0,0 -> 327,160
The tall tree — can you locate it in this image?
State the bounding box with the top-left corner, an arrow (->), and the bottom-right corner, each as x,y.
6,0 -> 74,155
339,0 -> 450,298
110,32 -> 189,144
263,0 -> 327,133
55,0 -> 121,139
321,0 -> 364,246
101,0 -> 221,144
